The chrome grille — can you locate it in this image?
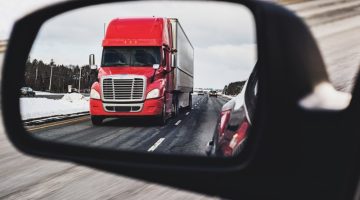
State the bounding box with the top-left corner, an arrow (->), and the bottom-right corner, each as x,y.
102,76 -> 145,102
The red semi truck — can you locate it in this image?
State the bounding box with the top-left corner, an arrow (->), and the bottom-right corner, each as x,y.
89,18 -> 194,125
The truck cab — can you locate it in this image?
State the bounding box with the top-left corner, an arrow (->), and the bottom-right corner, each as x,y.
89,18 -> 194,125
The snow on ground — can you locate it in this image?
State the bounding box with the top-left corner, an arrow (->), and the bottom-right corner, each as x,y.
34,91 -> 67,95
21,93 -> 89,120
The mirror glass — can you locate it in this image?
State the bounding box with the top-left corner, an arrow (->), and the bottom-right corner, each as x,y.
22,1 -> 257,157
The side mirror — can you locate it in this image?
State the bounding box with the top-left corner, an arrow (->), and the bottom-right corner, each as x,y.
90,65 -> 98,70
4,1 -> 356,199
153,64 -> 160,70
89,54 -> 95,66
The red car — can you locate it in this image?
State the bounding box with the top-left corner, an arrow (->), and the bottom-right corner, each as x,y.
206,66 -> 258,157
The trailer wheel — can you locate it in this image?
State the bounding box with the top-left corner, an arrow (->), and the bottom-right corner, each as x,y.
186,93 -> 192,110
91,116 -> 103,126
172,95 -> 179,117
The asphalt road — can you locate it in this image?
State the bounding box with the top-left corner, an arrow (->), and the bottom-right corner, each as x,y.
29,95 -> 228,156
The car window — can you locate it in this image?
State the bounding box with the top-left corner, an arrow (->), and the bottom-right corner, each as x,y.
244,65 -> 258,122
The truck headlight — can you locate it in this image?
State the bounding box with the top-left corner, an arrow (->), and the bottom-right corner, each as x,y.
146,89 -> 160,99
90,89 -> 101,99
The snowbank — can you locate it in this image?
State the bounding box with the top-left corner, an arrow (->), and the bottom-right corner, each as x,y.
34,91 -> 66,95
61,92 -> 86,102
21,93 -> 89,120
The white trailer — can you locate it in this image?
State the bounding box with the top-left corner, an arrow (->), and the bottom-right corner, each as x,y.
169,18 -> 194,108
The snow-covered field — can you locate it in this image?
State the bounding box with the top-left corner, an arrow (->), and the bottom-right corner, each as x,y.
20,93 -> 89,120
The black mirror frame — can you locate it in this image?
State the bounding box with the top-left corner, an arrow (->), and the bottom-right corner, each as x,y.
2,0 -> 262,170
3,0 -> 360,199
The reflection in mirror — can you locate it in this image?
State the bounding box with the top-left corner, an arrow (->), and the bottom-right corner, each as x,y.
22,1 -> 257,157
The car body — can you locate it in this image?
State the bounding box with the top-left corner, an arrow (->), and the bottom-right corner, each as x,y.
209,90 -> 218,97
206,67 -> 258,157
20,87 -> 35,97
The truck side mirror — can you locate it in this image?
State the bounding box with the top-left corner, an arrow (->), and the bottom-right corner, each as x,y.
153,64 -> 160,70
89,54 -> 95,66
161,48 -> 168,67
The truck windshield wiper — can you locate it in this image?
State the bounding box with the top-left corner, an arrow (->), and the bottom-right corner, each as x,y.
102,63 -> 129,67
133,64 -> 153,66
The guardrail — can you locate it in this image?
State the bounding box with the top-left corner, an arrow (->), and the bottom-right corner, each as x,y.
0,40 -> 7,53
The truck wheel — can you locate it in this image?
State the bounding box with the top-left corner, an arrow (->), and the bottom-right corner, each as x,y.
91,116 -> 103,126
172,97 -> 179,117
186,93 -> 192,110
156,103 -> 167,125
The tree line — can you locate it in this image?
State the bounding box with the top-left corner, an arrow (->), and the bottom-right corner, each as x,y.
223,80 -> 246,96
24,58 -> 93,93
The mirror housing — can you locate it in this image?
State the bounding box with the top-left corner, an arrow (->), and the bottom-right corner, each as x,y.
89,54 -> 95,66
152,64 -> 160,70
89,54 -> 98,82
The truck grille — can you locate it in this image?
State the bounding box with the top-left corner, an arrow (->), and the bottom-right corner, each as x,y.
102,76 -> 145,102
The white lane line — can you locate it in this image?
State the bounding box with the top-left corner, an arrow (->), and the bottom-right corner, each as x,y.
175,120 -> 182,126
147,138 -> 165,152
186,112 -> 190,116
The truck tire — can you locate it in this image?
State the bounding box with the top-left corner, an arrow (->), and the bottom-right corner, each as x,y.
172,95 -> 179,117
156,102 -> 167,125
186,93 -> 192,110
91,116 -> 103,126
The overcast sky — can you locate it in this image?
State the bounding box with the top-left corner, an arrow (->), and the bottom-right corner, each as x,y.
28,1 -> 257,89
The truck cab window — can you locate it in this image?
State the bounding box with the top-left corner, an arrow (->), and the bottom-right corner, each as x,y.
133,50 -> 157,66
102,47 -> 160,67
162,48 -> 167,66
103,49 -> 128,66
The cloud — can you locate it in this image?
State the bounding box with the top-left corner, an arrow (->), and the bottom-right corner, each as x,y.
0,0 -> 65,39
195,44 -> 256,88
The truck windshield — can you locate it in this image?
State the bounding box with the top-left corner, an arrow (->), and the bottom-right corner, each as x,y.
101,47 -> 160,67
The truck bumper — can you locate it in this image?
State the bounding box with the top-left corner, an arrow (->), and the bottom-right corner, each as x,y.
90,97 -> 164,117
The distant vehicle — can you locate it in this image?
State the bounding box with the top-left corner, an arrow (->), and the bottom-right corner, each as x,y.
20,87 -> 35,97
206,66 -> 258,157
209,90 -> 218,97
197,90 -> 205,95
70,88 -> 79,93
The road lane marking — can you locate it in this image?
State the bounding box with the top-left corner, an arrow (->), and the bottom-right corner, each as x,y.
147,138 -> 165,152
26,116 -> 90,132
186,112 -> 190,116
175,120 -> 182,126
